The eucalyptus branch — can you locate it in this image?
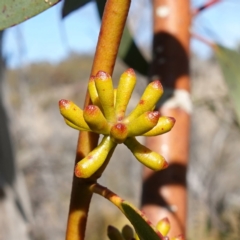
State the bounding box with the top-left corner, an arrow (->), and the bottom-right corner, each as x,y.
90,183 -> 164,240
65,1 -> 131,239
192,0 -> 221,16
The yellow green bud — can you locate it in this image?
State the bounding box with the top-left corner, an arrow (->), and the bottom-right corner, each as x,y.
124,137 -> 168,171
88,76 -> 101,107
64,118 -> 86,131
83,105 -> 110,135
156,218 -> 171,237
114,88 -> 117,106
59,69 -> 176,180
115,68 -> 136,121
59,99 -> 90,130
127,111 -> 160,137
75,136 -> 116,178
110,123 -> 128,143
125,80 -> 163,122
143,116 -> 175,136
95,71 -> 115,122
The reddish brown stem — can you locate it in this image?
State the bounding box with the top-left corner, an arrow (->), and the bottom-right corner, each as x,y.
141,0 -> 191,237
65,1 -> 131,240
191,31 -> 217,49
192,0 -> 221,16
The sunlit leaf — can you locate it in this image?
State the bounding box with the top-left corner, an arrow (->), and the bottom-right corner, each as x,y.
215,45 -> 240,125
121,202 -> 163,240
0,0 -> 60,30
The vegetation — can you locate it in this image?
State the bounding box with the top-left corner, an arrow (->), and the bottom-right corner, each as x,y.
1,0 -> 240,240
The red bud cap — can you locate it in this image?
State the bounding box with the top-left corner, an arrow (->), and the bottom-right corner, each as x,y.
89,75 -> 95,81
148,111 -> 160,121
110,123 -> 128,143
168,116 -> 176,124
96,70 -> 111,80
84,105 -> 98,116
161,217 -> 170,224
59,99 -> 70,109
125,68 -> 135,76
151,80 -> 163,90
162,160 -> 169,169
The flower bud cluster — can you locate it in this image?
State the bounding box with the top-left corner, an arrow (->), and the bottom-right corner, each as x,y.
59,69 -> 175,178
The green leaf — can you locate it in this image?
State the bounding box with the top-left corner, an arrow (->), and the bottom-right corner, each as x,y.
61,0 -> 91,18
0,0 -> 60,30
118,27 -> 149,76
214,45 -> 240,125
121,225 -> 135,240
121,202 -> 162,240
90,183 -> 163,240
107,225 -> 125,240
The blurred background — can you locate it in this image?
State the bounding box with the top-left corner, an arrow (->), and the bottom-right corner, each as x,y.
1,0 -> 240,239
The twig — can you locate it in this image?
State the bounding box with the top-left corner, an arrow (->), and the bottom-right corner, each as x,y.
191,31 -> 216,49
192,0 -> 221,16
65,1 -> 131,240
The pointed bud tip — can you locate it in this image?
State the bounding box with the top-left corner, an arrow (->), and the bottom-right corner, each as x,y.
89,75 -> 95,81
96,70 -> 111,80
59,99 -> 70,108
108,225 -> 114,229
125,68 -> 135,76
163,160 -> 169,169
148,111 -> 160,120
151,80 -> 163,90
168,116 -> 176,124
107,225 -> 117,233
163,237 -> 170,240
114,123 -> 128,132
74,165 -> 81,178
84,105 -> 98,115
161,217 -> 170,224
110,123 -> 128,143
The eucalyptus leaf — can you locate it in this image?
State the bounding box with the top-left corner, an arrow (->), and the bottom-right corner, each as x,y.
0,0 -> 60,30
215,45 -> 240,125
121,202 -> 163,240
